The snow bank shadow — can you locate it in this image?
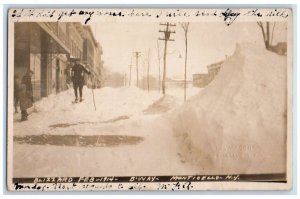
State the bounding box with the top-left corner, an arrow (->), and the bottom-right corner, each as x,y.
49,123 -> 78,128
49,115 -> 131,129
14,134 -> 144,147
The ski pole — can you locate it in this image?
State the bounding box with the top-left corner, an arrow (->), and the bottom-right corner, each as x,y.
91,74 -> 97,111
92,87 -> 96,111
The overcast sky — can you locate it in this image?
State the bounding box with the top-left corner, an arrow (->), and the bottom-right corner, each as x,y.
90,22 -> 286,80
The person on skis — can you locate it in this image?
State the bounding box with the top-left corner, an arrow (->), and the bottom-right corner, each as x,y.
70,58 -> 91,102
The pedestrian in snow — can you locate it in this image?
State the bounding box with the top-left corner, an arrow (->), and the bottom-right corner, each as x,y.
22,70 -> 34,102
14,75 -> 21,113
71,59 -> 91,102
19,70 -> 34,121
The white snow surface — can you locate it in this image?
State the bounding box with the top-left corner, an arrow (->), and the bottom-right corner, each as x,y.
171,43 -> 287,174
13,86 -> 200,177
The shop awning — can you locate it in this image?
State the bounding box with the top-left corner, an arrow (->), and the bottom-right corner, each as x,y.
38,22 -> 70,54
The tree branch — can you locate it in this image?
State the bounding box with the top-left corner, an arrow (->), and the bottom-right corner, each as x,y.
257,21 -> 267,48
270,22 -> 276,45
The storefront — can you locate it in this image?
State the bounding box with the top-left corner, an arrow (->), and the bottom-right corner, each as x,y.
14,22 -> 70,101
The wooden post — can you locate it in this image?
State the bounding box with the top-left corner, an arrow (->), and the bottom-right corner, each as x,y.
180,22 -> 189,101
159,22 -> 176,95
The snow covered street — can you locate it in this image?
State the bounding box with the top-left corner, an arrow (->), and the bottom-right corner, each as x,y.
12,43 -> 288,178
13,86 -> 200,177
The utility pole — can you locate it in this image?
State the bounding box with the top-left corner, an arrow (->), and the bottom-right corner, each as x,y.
133,51 -> 141,88
156,40 -> 161,94
180,22 -> 189,101
159,22 -> 176,95
125,73 -> 128,87
142,60 -> 145,89
128,64 -> 132,86
147,49 -> 151,92
128,56 -> 133,86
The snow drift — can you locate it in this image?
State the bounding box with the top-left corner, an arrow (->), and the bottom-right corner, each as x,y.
14,87 -> 162,136
172,43 -> 287,174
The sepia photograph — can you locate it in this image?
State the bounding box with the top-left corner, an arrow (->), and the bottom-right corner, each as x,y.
6,7 -> 293,191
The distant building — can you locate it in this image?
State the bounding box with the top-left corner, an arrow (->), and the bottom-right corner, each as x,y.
193,60 -> 225,88
94,42 -> 104,87
165,78 -> 192,89
192,74 -> 210,88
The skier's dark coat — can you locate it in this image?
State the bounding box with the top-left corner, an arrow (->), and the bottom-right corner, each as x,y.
71,63 -> 90,85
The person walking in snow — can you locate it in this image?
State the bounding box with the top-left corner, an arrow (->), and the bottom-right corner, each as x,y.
19,70 -> 34,121
71,58 -> 91,102
22,70 -> 34,102
14,75 -> 21,113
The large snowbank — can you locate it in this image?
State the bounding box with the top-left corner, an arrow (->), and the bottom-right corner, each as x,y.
172,43 -> 287,174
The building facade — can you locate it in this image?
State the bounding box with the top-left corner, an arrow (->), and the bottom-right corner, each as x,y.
94,42 -> 104,87
14,22 -> 104,101
82,25 -> 104,88
15,22 -> 70,100
68,22 -> 84,61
